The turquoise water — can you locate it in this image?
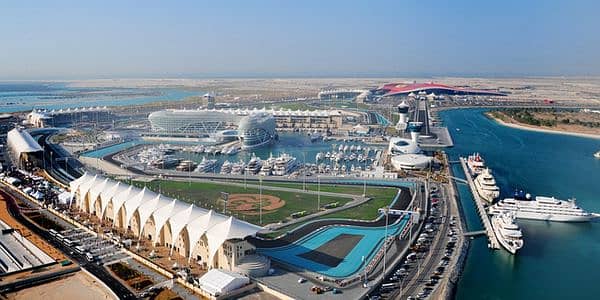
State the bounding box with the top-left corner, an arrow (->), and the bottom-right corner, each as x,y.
259,216 -> 409,278
81,140 -> 149,158
0,82 -> 200,112
440,108 -> 600,300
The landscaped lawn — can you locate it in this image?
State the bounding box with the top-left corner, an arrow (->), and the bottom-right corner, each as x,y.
130,180 -> 353,226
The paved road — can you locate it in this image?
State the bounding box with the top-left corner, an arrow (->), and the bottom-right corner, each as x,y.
0,186 -> 137,300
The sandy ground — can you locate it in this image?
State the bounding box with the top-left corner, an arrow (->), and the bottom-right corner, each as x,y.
64,77 -> 600,104
489,113 -> 600,139
7,271 -> 116,300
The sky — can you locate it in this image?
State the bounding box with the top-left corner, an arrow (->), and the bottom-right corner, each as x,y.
1,0 -> 599,79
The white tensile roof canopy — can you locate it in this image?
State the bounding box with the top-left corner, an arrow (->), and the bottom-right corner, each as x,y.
7,128 -> 43,158
69,174 -> 262,260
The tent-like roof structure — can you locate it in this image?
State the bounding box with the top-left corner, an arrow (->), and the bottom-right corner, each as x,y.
6,128 -> 43,158
68,174 -> 262,260
197,269 -> 249,296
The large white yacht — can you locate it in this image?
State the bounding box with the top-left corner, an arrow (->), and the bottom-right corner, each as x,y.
245,154 -> 263,175
194,157 -> 218,173
491,212 -> 524,254
259,155 -> 276,176
272,153 -> 300,176
489,191 -> 600,222
467,152 -> 485,176
474,168 -> 500,203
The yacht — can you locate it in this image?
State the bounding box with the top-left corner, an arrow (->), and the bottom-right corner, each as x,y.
231,160 -> 245,175
149,156 -> 180,169
335,152 -> 345,163
224,145 -> 241,155
245,154 -> 263,175
491,212 -> 524,254
310,131 -> 322,142
259,155 -> 276,176
474,168 -> 500,203
489,191 -> 600,222
273,153 -> 300,176
350,145 -> 356,152
467,152 -> 485,176
195,158 -> 218,173
316,152 -> 324,161
220,160 -> 233,174
594,150 -> 600,158
175,160 -> 197,172
343,145 -> 349,152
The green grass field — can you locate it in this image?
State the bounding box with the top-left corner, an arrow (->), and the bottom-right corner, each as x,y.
131,180 -> 356,225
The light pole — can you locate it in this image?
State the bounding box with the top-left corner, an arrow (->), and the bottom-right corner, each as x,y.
317,175 -> 321,211
383,206 -> 389,276
259,176 -> 263,224
363,176 -> 367,197
302,151 -> 306,191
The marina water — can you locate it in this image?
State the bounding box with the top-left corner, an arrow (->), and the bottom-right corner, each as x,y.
440,108 -> 600,299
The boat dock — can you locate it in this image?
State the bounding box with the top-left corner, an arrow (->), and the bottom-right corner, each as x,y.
459,157 -> 500,249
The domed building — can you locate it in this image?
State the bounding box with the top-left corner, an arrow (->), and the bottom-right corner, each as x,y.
237,113 -> 277,149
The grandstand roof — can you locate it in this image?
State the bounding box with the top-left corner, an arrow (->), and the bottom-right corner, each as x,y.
6,128 -> 43,158
69,173 -> 262,260
379,82 -> 506,96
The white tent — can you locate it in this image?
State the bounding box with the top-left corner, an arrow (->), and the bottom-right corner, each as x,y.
197,269 -> 249,296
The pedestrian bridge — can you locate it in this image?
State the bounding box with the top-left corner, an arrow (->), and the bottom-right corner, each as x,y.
463,230 -> 487,237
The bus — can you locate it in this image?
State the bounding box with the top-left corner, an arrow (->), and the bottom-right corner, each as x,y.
48,229 -> 58,236
55,233 -> 65,241
74,246 -> 86,254
63,238 -> 74,246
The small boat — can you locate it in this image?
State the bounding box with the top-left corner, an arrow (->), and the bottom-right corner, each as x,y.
338,144 -> 344,152
324,152 -> 331,159
343,145 -> 349,152
225,146 -> 241,155
350,145 -> 356,152
316,152 -> 324,161
310,132 -> 322,142
595,151 -> 600,159
356,145 -> 362,152
335,152 -> 345,162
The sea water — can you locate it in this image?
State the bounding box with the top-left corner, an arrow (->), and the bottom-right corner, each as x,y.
440,108 -> 600,299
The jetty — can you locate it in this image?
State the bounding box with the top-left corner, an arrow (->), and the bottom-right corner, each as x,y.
459,157 -> 500,249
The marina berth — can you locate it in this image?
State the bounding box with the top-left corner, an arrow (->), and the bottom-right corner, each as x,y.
489,191 -> 599,222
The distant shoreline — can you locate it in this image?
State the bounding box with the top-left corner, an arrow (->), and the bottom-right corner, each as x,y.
485,112 -> 600,140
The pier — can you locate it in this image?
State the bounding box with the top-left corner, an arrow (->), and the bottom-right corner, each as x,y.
458,157 -> 500,249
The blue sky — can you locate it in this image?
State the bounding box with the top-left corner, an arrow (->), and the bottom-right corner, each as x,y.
1,0 -> 599,79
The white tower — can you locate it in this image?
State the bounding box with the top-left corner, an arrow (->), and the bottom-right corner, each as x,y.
395,101 -> 410,130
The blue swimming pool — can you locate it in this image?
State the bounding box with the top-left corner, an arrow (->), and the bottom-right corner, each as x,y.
81,140 -> 149,158
258,215 -> 409,278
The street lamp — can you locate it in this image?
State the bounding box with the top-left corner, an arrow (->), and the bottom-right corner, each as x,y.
259,176 -> 263,224
383,206 -> 389,276
317,175 -> 321,211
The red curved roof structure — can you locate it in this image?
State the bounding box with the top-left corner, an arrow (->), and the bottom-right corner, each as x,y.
379,82 -> 506,97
